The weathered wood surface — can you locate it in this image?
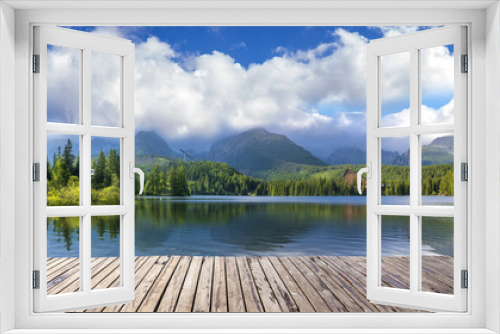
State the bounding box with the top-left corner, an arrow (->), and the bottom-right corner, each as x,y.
45,256 -> 454,313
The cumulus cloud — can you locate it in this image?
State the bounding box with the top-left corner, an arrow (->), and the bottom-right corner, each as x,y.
381,97 -> 454,143
378,26 -> 419,37
130,27 -> 372,150
46,26 -> 455,156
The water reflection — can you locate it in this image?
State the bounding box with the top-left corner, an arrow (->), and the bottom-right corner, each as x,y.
47,196 -> 454,257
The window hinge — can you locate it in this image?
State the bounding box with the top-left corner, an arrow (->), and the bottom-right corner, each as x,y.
461,270 -> 468,289
461,162 -> 468,181
33,270 -> 40,289
33,163 -> 40,182
33,54 -> 40,73
461,54 -> 468,73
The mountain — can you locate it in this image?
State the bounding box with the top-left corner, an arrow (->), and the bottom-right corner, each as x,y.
135,131 -> 179,159
325,135 -> 454,167
388,136 -> 454,166
382,150 -> 401,165
47,130 -> 179,162
324,147 -> 404,166
422,136 -> 454,165
47,137 -> 119,159
428,136 -> 454,152
208,128 -> 326,176
326,146 -> 365,165
91,137 -> 120,157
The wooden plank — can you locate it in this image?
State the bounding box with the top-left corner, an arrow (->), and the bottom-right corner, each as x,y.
422,256 -> 454,281
193,257 -> 214,313
299,257 -> 363,312
278,257 -> 330,312
175,256 -> 203,312
268,256 -> 315,312
47,257 -> 75,273
46,257 -> 62,269
68,255 -> 454,313
138,256 -> 181,312
156,256 -> 192,312
333,257 -> 416,313
105,256 -> 164,312
47,259 -> 82,291
225,257 -> 245,312
236,257 -> 263,312
84,256 -> 149,313
48,256 -> 115,295
90,257 -> 122,290
308,256 -> 379,312
258,257 -> 298,312
288,257 -> 345,312
211,256 -> 228,312
381,257 -> 410,289
47,258 -> 79,282
248,257 -> 281,312
320,257 -> 394,312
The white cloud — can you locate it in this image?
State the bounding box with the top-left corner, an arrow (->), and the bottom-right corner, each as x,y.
47,26 -> 455,155
378,26 -> 419,37
381,98 -> 454,128
130,27 -> 372,145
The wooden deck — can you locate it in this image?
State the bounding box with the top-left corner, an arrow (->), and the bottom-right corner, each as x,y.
46,256 -> 454,313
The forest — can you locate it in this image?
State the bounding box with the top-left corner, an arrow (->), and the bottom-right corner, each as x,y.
47,139 -> 121,206
47,140 -> 454,204
140,161 -> 454,197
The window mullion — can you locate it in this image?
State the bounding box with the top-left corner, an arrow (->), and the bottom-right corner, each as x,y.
409,47 -> 420,294
81,48 -> 92,294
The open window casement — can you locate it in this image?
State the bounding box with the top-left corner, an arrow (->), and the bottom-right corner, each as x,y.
33,26 -> 138,312
365,26 -> 467,312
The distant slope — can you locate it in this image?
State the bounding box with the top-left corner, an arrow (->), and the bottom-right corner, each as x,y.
91,137 -> 120,157
135,131 -> 180,162
324,135 -> 454,167
326,146 -> 365,165
208,128 -> 326,177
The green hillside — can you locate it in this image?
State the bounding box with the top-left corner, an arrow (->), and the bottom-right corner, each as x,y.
208,128 -> 326,177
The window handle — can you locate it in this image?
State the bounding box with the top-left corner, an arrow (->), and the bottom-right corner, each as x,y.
129,162 -> 144,195
357,162 -> 371,195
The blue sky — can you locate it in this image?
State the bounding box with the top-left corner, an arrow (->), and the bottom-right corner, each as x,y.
69,27 -> 388,66
51,26 -> 454,156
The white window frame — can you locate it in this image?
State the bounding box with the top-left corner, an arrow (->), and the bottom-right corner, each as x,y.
33,25 -> 136,313
1,1 -> 499,333
365,26 -> 467,312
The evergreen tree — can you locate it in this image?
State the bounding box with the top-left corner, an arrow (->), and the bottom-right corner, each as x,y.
92,150 -> 106,190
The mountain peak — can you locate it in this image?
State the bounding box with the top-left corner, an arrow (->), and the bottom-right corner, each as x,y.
208,128 -> 325,176
135,130 -> 178,158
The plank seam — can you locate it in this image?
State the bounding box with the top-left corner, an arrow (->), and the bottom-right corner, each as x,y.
152,256 -> 182,312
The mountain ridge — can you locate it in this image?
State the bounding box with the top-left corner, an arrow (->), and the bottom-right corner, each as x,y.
208,128 -> 326,176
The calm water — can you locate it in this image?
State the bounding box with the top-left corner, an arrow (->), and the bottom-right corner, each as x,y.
47,195 -> 454,258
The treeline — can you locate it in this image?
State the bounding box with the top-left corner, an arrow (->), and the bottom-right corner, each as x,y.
47,139 -> 120,206
143,164 -> 190,196
381,164 -> 454,196
141,161 -> 358,196
141,161 -> 454,197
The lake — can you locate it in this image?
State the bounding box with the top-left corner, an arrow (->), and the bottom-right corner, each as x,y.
47,195 -> 454,258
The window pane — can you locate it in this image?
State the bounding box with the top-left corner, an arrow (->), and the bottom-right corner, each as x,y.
421,134 -> 454,206
380,52 -> 410,128
381,215 -> 410,289
47,217 -> 80,295
91,52 -> 121,127
420,45 -> 454,125
91,215 -> 121,290
91,137 -> 121,205
47,45 -> 80,124
381,137 -> 410,205
421,217 -> 454,295
47,134 -> 80,206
